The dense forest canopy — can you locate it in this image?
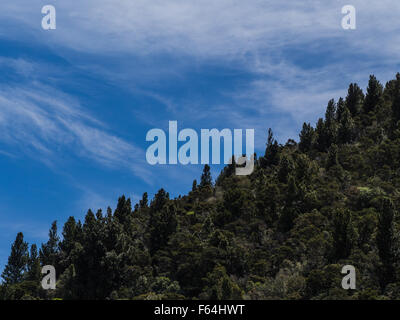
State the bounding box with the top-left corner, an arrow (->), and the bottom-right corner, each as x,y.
1,74 -> 400,300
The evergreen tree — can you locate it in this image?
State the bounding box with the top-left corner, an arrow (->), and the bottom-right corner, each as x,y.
1,232 -> 28,284
279,176 -> 300,232
262,128 -> 280,167
27,244 -> 41,282
200,164 -> 212,187
149,202 -> 177,254
336,97 -> 346,121
151,188 -> 169,211
337,107 -> 356,144
345,83 -> 364,116
114,195 -> 132,225
299,122 -> 315,152
40,221 -> 60,267
315,118 -> 327,151
192,180 -> 197,192
77,209 -> 109,299
323,99 -> 338,147
59,216 -> 81,270
140,192 -> 149,209
326,144 -> 339,169
325,99 -> 337,126
278,155 -> 292,183
363,75 -> 383,114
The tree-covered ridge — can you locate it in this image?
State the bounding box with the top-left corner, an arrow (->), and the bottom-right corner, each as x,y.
1,74 -> 400,300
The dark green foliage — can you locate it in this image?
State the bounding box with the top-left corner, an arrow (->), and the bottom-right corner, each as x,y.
149,202 -> 178,254
191,180 -> 197,192
376,197 -> 396,288
3,74 -> 400,300
261,128 -> 280,167
114,195 -> 132,225
299,123 -> 315,152
39,221 -> 60,267
1,233 -> 28,285
337,107 -> 356,144
363,75 -> 383,114
345,83 -> 364,116
325,99 -> 336,126
332,209 -> 355,261
278,155 -> 293,183
326,144 -> 339,169
27,245 -> 41,282
200,164 -> 212,187
318,99 -> 338,150
391,73 -> 400,122
200,265 -> 243,299
151,188 -> 169,211
336,97 -> 346,121
315,118 -> 327,151
140,192 -> 149,209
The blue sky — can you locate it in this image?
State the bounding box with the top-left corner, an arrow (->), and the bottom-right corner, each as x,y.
1,0 -> 400,271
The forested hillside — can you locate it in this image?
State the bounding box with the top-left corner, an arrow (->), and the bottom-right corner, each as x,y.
1,74 -> 400,300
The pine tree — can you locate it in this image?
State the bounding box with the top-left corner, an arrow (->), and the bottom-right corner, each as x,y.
40,221 -> 60,267
191,180 -> 197,192
345,83 -> 364,116
326,144 -> 339,169
325,99 -> 337,126
200,164 -> 212,187
337,107 -> 356,144
1,232 -> 28,284
278,155 -> 292,183
114,195 -> 132,225
151,188 -> 169,211
27,244 -> 41,282
59,216 -> 80,264
363,75 -> 383,114
336,97 -> 346,121
324,99 -> 337,147
299,122 -> 315,152
149,202 -> 177,254
139,192 -> 149,209
262,128 -> 280,167
315,118 -> 327,151
78,209 -> 106,299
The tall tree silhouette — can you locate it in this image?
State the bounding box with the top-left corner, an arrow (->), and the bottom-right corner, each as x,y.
1,232 -> 28,284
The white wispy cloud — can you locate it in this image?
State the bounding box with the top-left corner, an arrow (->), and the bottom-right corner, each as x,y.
0,75 -> 151,182
1,1 -> 399,58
